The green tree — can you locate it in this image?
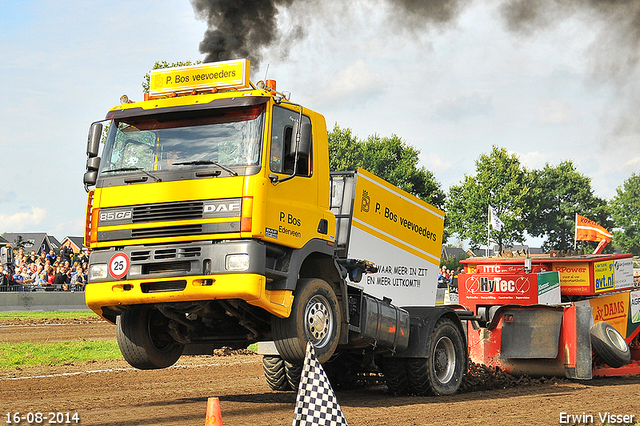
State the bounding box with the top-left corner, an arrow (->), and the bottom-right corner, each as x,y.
328,125 -> 445,209
610,173 -> 640,255
527,161 -> 610,252
446,146 -> 531,252
142,60 -> 202,93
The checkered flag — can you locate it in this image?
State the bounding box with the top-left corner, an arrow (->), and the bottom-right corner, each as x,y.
292,342 -> 348,426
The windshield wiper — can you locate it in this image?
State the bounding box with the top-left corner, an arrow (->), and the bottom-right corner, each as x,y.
172,160 -> 239,176
103,167 -> 161,182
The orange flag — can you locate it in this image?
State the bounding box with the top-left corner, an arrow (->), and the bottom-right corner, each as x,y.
575,214 -> 612,242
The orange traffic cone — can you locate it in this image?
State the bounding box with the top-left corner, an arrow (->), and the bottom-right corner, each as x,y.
205,397 -> 223,426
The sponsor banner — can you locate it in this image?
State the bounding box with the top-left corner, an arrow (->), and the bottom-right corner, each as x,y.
347,226 -> 437,307
589,291 -> 630,337
553,262 -> 590,294
459,273 -> 539,308
351,168 -> 443,264
630,290 -> 640,325
594,260 -> 615,293
149,59 -> 250,96
475,264 -> 549,274
537,271 -> 561,305
614,257 -> 634,290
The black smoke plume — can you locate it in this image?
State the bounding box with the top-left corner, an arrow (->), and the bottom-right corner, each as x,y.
191,0 -> 298,70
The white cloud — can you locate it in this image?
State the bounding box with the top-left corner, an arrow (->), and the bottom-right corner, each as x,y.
421,152 -> 453,175
0,207 -> 47,232
538,100 -> 573,125
512,150 -> 554,170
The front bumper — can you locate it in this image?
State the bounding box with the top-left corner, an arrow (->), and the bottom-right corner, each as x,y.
85,272 -> 293,322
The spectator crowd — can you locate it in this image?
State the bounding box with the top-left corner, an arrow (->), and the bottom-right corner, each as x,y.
0,245 -> 90,292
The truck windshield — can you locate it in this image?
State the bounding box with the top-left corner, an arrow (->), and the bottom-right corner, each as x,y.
98,106 -> 264,179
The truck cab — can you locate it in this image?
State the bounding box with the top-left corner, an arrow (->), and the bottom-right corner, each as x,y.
84,60 -> 340,368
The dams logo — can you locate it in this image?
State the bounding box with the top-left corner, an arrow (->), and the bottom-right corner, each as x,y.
593,301 -> 626,322
465,275 -> 531,294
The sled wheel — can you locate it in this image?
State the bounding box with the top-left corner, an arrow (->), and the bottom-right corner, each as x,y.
272,278 -> 341,364
590,321 -> 630,368
116,306 -> 184,370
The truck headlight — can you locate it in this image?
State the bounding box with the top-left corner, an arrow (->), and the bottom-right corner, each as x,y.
225,254 -> 250,271
89,264 -> 108,280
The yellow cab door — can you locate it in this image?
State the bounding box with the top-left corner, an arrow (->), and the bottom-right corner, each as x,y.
263,104 -> 325,249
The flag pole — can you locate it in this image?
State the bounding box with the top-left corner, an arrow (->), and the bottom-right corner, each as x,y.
486,205 -> 490,257
573,213 -> 577,251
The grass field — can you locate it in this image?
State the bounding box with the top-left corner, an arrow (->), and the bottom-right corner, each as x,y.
0,340 -> 122,369
0,310 -> 99,320
0,310 -> 119,369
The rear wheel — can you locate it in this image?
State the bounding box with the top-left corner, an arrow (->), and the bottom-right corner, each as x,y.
116,306 -> 184,370
262,356 -> 302,391
404,318 -> 466,396
272,278 -> 341,364
383,358 -> 411,395
285,361 -> 303,391
263,356 -> 291,391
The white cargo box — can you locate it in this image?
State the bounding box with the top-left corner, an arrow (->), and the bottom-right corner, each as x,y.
331,168 -> 444,307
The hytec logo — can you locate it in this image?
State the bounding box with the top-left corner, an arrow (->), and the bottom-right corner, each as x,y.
465,275 -> 531,295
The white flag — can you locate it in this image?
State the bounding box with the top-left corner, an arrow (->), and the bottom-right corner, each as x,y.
489,205 -> 504,231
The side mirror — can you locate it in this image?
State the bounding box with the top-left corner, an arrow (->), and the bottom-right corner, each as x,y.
291,121 -> 312,157
87,122 -> 103,158
86,156 -> 101,171
84,170 -> 97,187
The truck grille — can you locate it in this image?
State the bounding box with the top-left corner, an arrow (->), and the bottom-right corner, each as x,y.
133,201 -> 203,223
131,224 -> 203,239
130,247 -> 202,262
140,280 -> 187,293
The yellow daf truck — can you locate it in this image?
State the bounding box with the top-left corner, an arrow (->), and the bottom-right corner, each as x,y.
83,59 -> 468,395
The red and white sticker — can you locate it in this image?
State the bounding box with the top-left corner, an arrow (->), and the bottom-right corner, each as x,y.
109,253 -> 130,279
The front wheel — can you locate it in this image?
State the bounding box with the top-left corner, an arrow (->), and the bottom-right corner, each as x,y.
272,278 -> 341,364
116,306 -> 184,370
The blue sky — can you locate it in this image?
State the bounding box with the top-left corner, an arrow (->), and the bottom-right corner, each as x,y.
1,0 -> 638,245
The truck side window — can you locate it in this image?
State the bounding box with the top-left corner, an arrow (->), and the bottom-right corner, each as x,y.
270,106 -> 312,176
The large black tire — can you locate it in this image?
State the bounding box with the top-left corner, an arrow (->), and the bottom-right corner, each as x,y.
272,278 -> 341,364
263,356 -> 292,391
408,317 -> 466,396
383,358 -> 411,395
590,321 -> 631,368
116,306 -> 184,370
285,361 -> 303,391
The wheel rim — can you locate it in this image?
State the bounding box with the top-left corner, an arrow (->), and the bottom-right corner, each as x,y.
433,336 -> 456,383
606,327 -> 628,352
304,294 -> 333,348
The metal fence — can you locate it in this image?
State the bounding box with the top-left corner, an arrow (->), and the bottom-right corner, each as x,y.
0,284 -> 85,292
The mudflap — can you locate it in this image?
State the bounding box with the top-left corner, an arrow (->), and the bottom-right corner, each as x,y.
391,306 -> 466,358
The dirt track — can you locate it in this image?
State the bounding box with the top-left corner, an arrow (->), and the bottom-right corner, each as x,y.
1,318 -> 640,426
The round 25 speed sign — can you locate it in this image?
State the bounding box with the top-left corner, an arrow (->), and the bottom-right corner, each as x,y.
109,253 -> 130,279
